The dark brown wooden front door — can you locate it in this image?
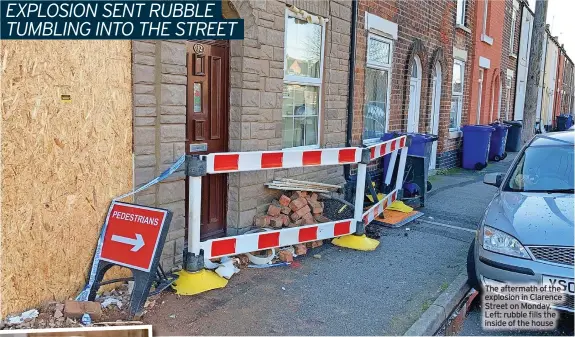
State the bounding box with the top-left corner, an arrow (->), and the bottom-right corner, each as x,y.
186,41 -> 229,239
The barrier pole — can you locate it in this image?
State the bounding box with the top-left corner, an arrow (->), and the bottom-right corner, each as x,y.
332,149 -> 379,251
173,155 -> 228,295
395,147 -> 409,196
188,176 -> 202,258
353,162 -> 367,231
384,150 -> 398,188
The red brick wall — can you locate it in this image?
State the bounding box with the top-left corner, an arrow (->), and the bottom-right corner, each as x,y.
554,52 -> 565,120
501,0 -> 520,121
469,0 -> 506,125
352,0 -> 476,166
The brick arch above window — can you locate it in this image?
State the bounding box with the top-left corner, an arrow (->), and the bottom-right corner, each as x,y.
429,47 -> 447,78
406,39 -> 428,76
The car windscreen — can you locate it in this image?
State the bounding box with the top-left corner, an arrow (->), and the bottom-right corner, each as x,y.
504,145 -> 574,193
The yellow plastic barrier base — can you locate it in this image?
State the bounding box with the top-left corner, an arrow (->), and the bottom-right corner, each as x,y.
387,200 -> 413,213
332,234 -> 379,251
172,269 -> 228,295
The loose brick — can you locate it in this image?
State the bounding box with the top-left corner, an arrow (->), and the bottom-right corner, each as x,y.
306,240 -> 324,249
267,204 -> 281,216
279,195 -> 291,206
280,206 -> 291,215
294,218 -> 305,226
254,215 -> 270,227
278,250 -> 293,262
270,216 -> 283,228
294,244 -> 307,256
314,214 -> 331,223
290,211 -> 302,221
310,193 -> 319,202
302,213 -> 315,225
64,300 -> 102,320
289,198 -> 307,212
312,206 -> 324,215
278,214 -> 289,225
295,205 -> 311,217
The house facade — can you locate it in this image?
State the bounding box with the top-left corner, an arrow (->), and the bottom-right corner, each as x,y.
350,0 -> 476,171
562,55 -> 575,114
469,0 -> 506,125
540,32 -> 559,131
513,0 -> 533,121
131,0 -> 353,268
500,0 -> 520,121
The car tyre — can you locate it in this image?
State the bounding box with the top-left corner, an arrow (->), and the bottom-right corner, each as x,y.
467,239 -> 481,292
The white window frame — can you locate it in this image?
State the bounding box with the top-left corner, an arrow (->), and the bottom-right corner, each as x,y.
477,68 -> 484,125
456,0 -> 467,26
363,33 -> 393,144
482,0 -> 489,35
509,9 -> 517,55
282,9 -> 327,149
450,59 -> 465,132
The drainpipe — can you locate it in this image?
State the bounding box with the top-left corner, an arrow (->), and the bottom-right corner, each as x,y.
344,0 -> 358,181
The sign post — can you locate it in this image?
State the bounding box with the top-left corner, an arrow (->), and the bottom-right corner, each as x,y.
86,201 -> 172,316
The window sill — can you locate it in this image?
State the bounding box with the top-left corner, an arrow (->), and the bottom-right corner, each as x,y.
448,130 -> 462,139
481,34 -> 494,45
456,24 -> 471,34
282,144 -> 320,151
509,53 -> 518,59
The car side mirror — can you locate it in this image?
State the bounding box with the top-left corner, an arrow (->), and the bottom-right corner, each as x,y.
484,173 -> 504,187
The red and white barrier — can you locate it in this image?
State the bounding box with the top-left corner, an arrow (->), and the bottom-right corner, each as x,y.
186,136 -> 410,267
203,147 -> 363,174
362,189 -> 399,225
200,220 -> 355,259
366,135 -> 407,161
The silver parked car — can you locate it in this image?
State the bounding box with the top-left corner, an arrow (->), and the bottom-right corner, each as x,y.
467,131 -> 574,312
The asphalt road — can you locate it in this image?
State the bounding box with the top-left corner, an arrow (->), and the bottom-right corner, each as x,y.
144,155 -> 518,335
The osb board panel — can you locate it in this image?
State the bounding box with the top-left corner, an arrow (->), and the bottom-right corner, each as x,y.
0,41 -> 133,316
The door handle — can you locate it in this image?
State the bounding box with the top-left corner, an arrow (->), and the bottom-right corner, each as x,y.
189,143 -> 208,153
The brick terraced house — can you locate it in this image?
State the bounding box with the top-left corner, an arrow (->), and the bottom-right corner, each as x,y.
131,0 -> 353,268
350,0 -> 476,172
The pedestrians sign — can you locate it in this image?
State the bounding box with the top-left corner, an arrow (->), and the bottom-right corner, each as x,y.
84,201 -> 172,316
100,202 -> 170,272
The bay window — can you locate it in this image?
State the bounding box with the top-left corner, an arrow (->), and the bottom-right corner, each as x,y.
282,10 -> 326,149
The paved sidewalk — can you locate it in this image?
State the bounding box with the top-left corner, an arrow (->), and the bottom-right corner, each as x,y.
144,155 -> 517,336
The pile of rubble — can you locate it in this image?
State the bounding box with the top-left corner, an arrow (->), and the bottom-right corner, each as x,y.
248,191 -> 330,263
1,283 -> 157,330
254,191 -> 331,229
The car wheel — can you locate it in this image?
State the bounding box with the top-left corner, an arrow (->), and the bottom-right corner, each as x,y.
467,239 -> 481,292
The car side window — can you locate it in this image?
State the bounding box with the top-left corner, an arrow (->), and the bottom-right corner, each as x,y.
507,153 -> 526,191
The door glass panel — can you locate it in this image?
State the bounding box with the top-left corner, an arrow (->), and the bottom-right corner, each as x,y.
193,83 -> 202,113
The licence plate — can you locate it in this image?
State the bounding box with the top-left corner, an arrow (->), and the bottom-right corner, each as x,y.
543,276 -> 575,295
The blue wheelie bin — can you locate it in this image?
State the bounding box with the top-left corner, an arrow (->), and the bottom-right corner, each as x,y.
380,132 -> 437,207
488,122 -> 510,161
461,125 -> 495,170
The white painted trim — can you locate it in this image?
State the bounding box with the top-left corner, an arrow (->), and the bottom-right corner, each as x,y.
453,47 -> 468,61
282,9 -> 326,149
481,34 -> 494,45
506,69 -> 515,77
363,33 -> 393,144
456,24 -> 471,34
479,56 -> 491,69
448,131 -> 462,139
365,12 -> 398,40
